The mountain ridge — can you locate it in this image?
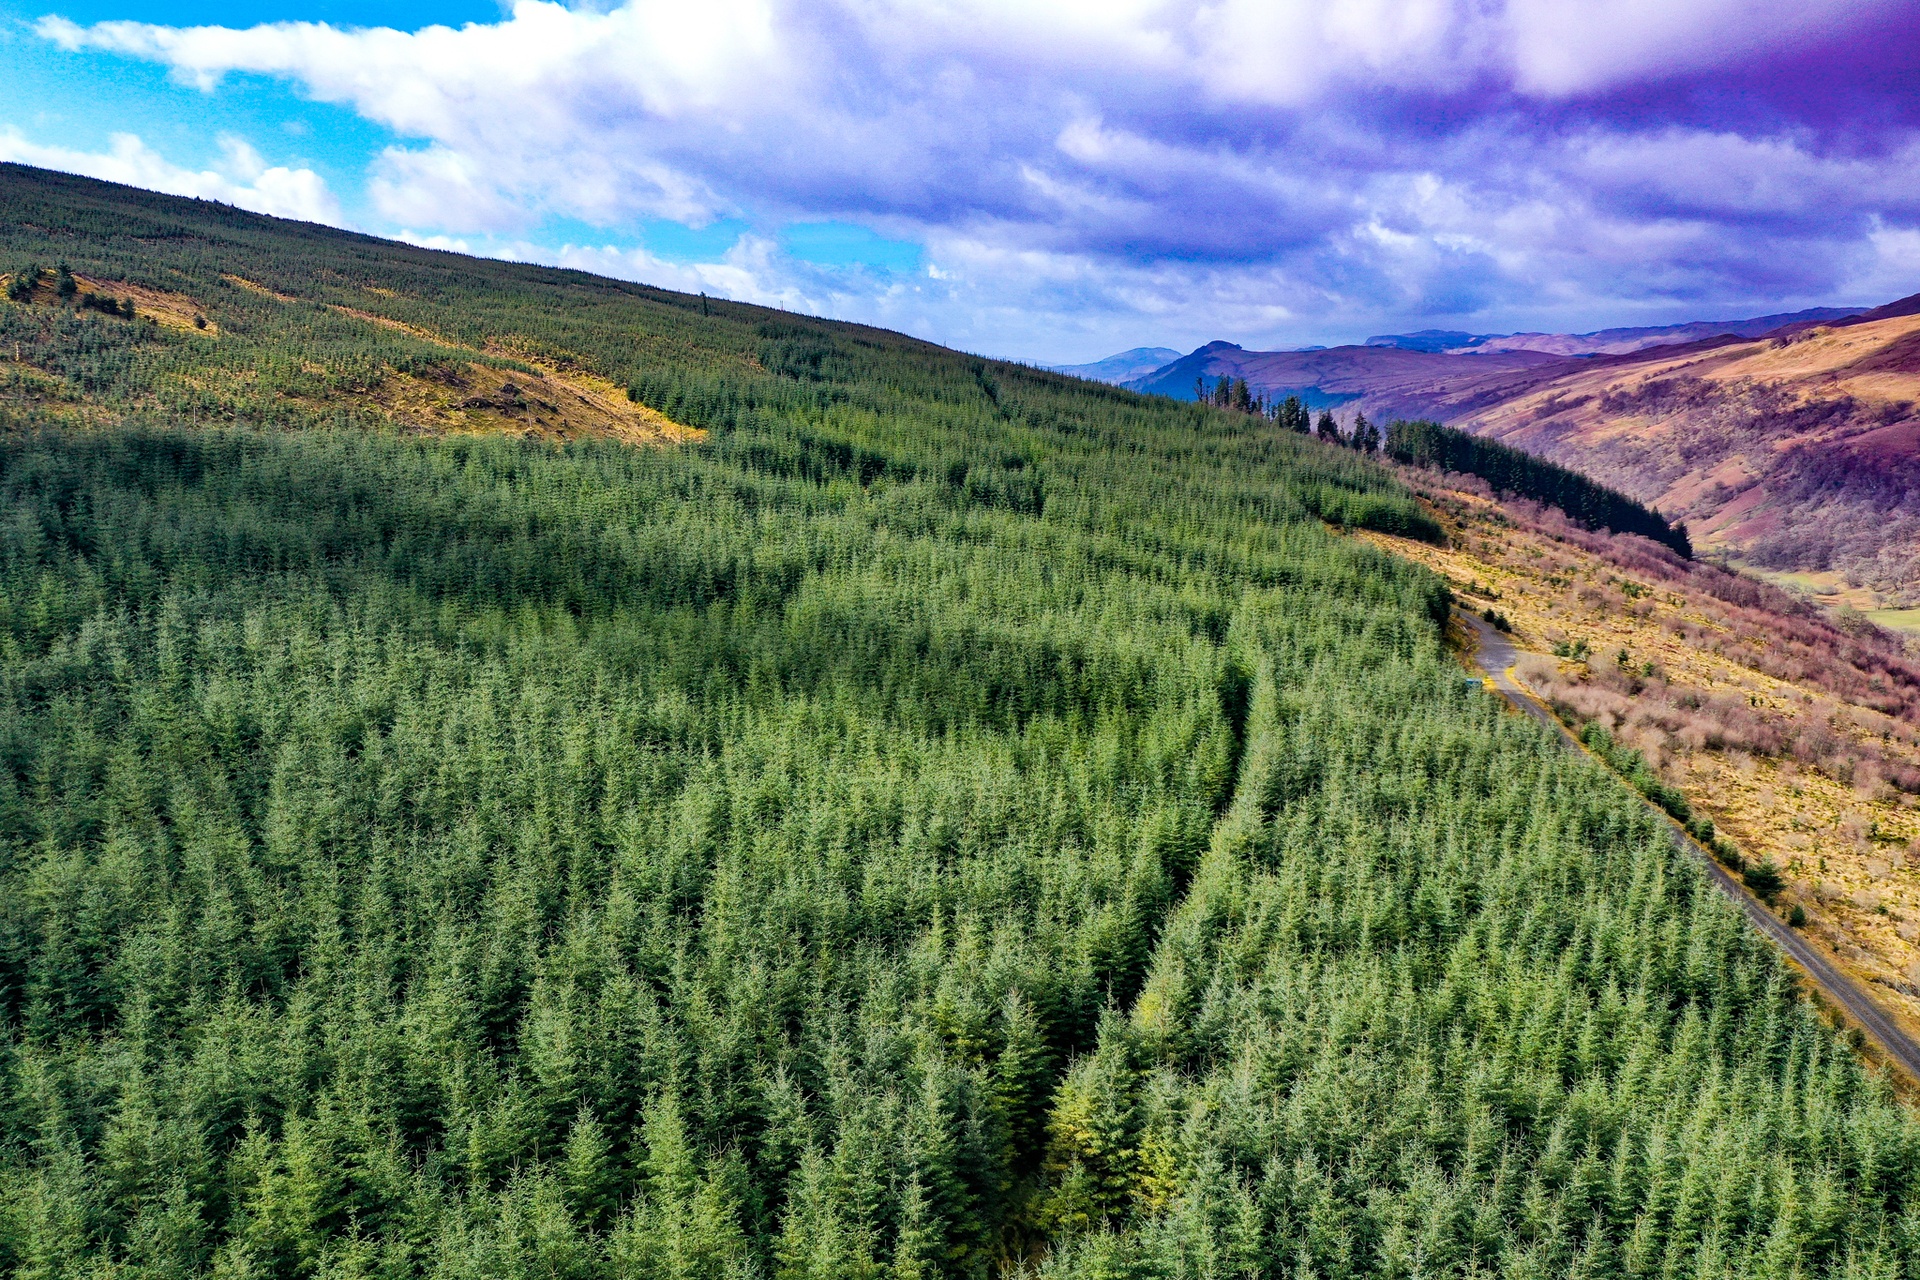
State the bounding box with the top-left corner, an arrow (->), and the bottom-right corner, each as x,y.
1096,293 -> 1920,604
1368,306 -> 1862,356
1123,339 -> 1562,411
1045,345 -> 1182,384
1428,295 -> 1920,599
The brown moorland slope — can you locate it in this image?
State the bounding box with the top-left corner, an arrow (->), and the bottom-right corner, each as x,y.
1141,293 -> 1920,607
2,265 -> 697,445
1437,296 -> 1920,602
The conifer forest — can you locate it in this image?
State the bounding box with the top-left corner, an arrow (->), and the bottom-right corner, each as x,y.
0,163 -> 1919,1279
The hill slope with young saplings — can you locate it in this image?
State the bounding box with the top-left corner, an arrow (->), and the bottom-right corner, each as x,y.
3,162 -> 1920,1279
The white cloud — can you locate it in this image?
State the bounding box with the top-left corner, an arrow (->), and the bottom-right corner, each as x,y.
24,0 -> 1920,359
39,0 -> 1914,241
38,0 -> 781,229
1845,221 -> 1920,305
0,128 -> 340,224
1502,0 -> 1882,96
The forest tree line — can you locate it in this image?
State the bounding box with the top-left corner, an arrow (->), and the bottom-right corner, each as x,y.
1385,416 -> 1693,557
1197,375 -> 1688,555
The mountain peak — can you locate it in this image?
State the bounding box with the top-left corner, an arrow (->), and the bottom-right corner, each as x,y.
1047,345 -> 1182,385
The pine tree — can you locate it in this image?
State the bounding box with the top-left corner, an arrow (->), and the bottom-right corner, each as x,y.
888,1174 -> 941,1280
774,1149 -> 878,1280
562,1108 -> 616,1231
1315,410 -> 1341,443
1278,395 -> 1308,433
993,992 -> 1053,1169
1037,1031 -> 1142,1231
641,1091 -> 700,1209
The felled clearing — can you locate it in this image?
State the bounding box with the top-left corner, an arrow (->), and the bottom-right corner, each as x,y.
221,273 -> 298,303
376,359 -> 702,445
4,270 -> 216,334
330,303 -> 448,345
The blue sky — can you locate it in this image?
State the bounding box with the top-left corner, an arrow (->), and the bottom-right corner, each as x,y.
3,0 -> 1919,363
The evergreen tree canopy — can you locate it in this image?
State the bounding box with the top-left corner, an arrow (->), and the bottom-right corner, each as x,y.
0,161 -> 1899,1280
1385,417 -> 1692,557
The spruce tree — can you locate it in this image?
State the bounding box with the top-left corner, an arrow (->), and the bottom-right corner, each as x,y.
1280,394 -> 1308,433
562,1108 -> 616,1231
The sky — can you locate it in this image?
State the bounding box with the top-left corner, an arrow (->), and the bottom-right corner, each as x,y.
2,1 -> 1918,363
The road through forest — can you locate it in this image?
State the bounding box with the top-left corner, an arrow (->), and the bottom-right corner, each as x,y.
1459,610 -> 1920,1086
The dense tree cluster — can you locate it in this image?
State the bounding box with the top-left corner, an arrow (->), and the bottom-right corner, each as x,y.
1385,417 -> 1693,558
1195,379 -> 1385,454
0,164 -> 1913,1279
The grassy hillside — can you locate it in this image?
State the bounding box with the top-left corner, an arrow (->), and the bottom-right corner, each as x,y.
2,164 -> 1920,1279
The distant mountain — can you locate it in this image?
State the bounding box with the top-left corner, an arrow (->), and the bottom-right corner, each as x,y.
1048,346 -> 1182,384
1124,340 -> 1561,415
1367,307 -> 1861,358
1126,300 -> 1920,599
1364,330 -> 1479,354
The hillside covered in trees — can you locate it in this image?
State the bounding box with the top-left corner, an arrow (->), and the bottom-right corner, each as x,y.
0,164 -> 1918,1279
1384,418 -> 1692,558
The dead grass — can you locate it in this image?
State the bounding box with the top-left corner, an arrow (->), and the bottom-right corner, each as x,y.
221,274 -> 297,304
330,304 -> 448,346
1361,471 -> 1920,1043
232,294 -> 701,444
6,270 -> 216,335
372,359 -> 703,446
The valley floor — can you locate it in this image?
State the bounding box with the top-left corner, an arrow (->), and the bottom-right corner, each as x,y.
1740,564 -> 1920,635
